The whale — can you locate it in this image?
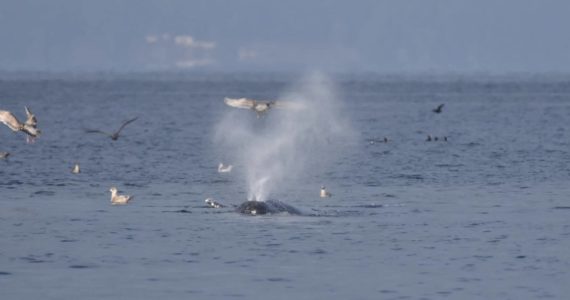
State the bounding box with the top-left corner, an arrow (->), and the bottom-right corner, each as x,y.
236,200 -> 302,216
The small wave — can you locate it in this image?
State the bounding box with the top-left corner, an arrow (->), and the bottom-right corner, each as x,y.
32,190 -> 56,196
266,277 -> 291,282
391,174 -> 424,180
354,204 -> 384,208
69,265 -> 94,269
435,163 -> 465,168
20,256 -> 48,264
0,180 -> 24,186
162,209 -> 192,213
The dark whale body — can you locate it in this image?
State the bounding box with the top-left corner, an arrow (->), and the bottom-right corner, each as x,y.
236,200 -> 302,216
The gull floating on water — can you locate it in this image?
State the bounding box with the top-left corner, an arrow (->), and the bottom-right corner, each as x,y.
0,106 -> 41,142
0,152 -> 10,159
218,163 -> 233,173
109,187 -> 133,205
432,103 -> 444,114
85,117 -> 138,141
320,186 -> 332,198
205,198 -> 225,208
72,163 -> 80,174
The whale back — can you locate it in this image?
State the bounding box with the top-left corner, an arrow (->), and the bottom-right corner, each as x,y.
236,200 -> 302,216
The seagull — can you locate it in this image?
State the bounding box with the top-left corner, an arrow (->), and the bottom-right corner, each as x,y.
224,97 -> 299,117
432,104 -> 444,114
320,186 -> 332,198
72,163 -> 80,174
224,97 -> 275,117
0,152 -> 9,159
24,106 -> 37,127
85,117 -> 138,141
218,163 -> 233,173
24,107 -> 38,143
205,198 -> 225,208
109,187 -> 133,205
0,107 -> 41,142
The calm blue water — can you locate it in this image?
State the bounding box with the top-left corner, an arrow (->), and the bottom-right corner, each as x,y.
1,73 -> 569,299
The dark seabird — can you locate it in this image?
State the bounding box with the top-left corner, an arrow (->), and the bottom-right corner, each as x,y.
85,117 -> 138,141
0,107 -> 41,142
426,135 -> 432,142
432,104 -> 444,114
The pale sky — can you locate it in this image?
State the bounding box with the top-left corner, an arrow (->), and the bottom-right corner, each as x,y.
0,0 -> 569,73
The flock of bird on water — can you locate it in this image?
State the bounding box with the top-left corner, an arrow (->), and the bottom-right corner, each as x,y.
1,97 -> 445,207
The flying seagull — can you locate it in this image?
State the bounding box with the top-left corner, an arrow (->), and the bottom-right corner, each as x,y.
0,106 -> 41,142
224,97 -> 299,117
85,117 -> 138,141
432,104 -> 445,114
24,106 -> 37,127
224,97 -> 275,117
109,187 -> 133,205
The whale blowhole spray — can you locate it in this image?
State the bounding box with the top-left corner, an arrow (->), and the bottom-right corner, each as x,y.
214,72 -> 355,202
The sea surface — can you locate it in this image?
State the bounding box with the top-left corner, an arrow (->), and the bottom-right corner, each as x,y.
1,73 -> 569,299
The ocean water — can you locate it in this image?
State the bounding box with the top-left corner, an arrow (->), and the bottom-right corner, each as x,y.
1,73 -> 569,299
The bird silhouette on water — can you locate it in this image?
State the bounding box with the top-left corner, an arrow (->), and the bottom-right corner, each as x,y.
85,117 -> 138,141
432,104 -> 444,114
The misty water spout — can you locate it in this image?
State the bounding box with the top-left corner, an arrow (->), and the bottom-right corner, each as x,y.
215,72 -> 354,202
